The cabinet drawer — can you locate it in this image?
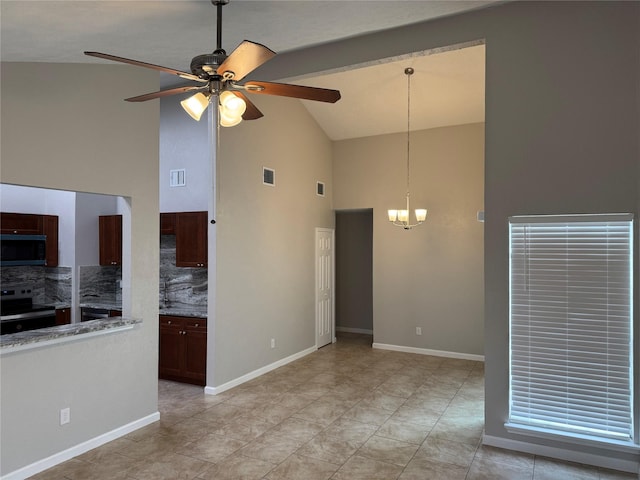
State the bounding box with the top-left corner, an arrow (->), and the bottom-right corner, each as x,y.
160,316 -> 182,328
184,318 -> 207,330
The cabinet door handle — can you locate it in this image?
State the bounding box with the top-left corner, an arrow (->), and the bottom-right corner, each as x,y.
194,323 -> 199,327
167,321 -> 171,324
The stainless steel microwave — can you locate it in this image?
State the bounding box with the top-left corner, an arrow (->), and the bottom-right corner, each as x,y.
0,234 -> 47,266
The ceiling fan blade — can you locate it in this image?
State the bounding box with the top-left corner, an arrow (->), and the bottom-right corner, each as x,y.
216,41 -> 276,82
244,81 -> 341,103
230,91 -> 264,120
85,51 -> 205,83
125,85 -> 207,103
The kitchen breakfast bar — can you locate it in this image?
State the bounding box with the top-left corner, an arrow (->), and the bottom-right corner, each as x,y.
0,316 -> 141,355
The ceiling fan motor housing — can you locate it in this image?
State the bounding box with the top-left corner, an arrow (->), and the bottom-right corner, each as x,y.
191,50 -> 227,78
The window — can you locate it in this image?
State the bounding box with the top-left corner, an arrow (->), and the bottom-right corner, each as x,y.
507,214 -> 634,445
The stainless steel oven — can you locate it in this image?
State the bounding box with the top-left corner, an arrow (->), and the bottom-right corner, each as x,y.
0,284 -> 56,335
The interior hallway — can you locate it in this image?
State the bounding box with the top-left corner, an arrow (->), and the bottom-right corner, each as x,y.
31,333 -> 633,479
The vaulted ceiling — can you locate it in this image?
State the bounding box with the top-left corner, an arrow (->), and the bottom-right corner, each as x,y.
1,1 -> 493,140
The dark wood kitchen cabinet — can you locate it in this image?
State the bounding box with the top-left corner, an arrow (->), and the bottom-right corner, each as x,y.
55,307 -> 71,325
0,212 -> 59,266
175,212 -> 208,268
159,315 -> 207,385
99,215 -> 122,266
42,215 -> 59,267
0,212 -> 43,234
160,212 -> 176,235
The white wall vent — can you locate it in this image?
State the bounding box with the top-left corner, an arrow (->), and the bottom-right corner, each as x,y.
263,167 -> 275,186
169,169 -> 186,187
316,181 -> 325,197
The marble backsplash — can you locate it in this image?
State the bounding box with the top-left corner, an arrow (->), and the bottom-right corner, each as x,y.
79,265 -> 122,305
0,266 -> 72,305
160,235 -> 207,307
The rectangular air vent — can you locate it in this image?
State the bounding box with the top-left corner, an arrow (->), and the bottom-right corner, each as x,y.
263,167 -> 275,186
169,169 -> 186,187
316,181 -> 325,197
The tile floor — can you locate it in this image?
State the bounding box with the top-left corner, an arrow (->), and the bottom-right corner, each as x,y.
32,333 -> 635,479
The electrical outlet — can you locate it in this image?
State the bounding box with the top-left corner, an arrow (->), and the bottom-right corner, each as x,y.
416,327 -> 422,336
60,407 -> 70,425
270,338 -> 276,349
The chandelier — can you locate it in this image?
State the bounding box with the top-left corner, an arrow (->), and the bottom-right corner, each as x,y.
388,67 -> 427,230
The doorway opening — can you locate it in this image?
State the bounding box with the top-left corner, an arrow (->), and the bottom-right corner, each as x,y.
335,209 -> 373,347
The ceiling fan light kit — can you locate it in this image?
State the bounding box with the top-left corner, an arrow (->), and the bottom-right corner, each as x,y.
180,92 -> 210,121
84,0 -> 340,128
388,67 -> 427,230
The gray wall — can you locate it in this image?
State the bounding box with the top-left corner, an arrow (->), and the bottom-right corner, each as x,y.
159,92 -> 209,213
215,94 -> 334,386
0,63 -> 159,475
335,210 -> 373,333
258,0 -> 640,469
334,123 -> 485,355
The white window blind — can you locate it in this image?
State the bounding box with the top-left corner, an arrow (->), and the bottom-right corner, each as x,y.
508,214 -> 634,444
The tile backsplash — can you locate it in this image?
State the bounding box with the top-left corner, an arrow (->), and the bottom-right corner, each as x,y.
0,266 -> 72,305
160,235 -> 207,307
79,265 -> 122,305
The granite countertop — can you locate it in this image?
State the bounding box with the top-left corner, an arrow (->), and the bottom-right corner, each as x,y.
159,304 -> 207,318
79,302 -> 122,310
0,317 -> 141,353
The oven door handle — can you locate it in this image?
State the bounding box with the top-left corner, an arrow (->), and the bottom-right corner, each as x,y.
0,310 -> 57,322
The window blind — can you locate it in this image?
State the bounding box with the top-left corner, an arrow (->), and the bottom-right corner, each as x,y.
508,214 -> 634,443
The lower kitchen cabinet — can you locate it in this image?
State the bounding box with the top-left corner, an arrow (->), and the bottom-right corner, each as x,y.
159,315 -> 207,386
55,307 -> 71,325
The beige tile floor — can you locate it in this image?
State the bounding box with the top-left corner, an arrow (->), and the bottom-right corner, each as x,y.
31,333 -> 635,479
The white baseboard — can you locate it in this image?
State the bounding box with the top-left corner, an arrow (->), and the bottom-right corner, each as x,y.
372,342 -> 484,362
483,434 -> 639,474
2,412 -> 160,480
205,345 -> 317,395
336,326 -> 373,335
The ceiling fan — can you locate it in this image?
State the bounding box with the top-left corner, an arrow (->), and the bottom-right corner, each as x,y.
85,0 -> 341,126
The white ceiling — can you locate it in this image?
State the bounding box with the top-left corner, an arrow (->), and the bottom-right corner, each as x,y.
1,0 -> 492,140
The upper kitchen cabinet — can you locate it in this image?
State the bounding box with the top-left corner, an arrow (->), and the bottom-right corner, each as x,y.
42,215 -> 59,267
175,211 -> 207,268
1,212 -> 43,235
160,212 -> 176,235
99,215 -> 122,266
0,212 -> 59,267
